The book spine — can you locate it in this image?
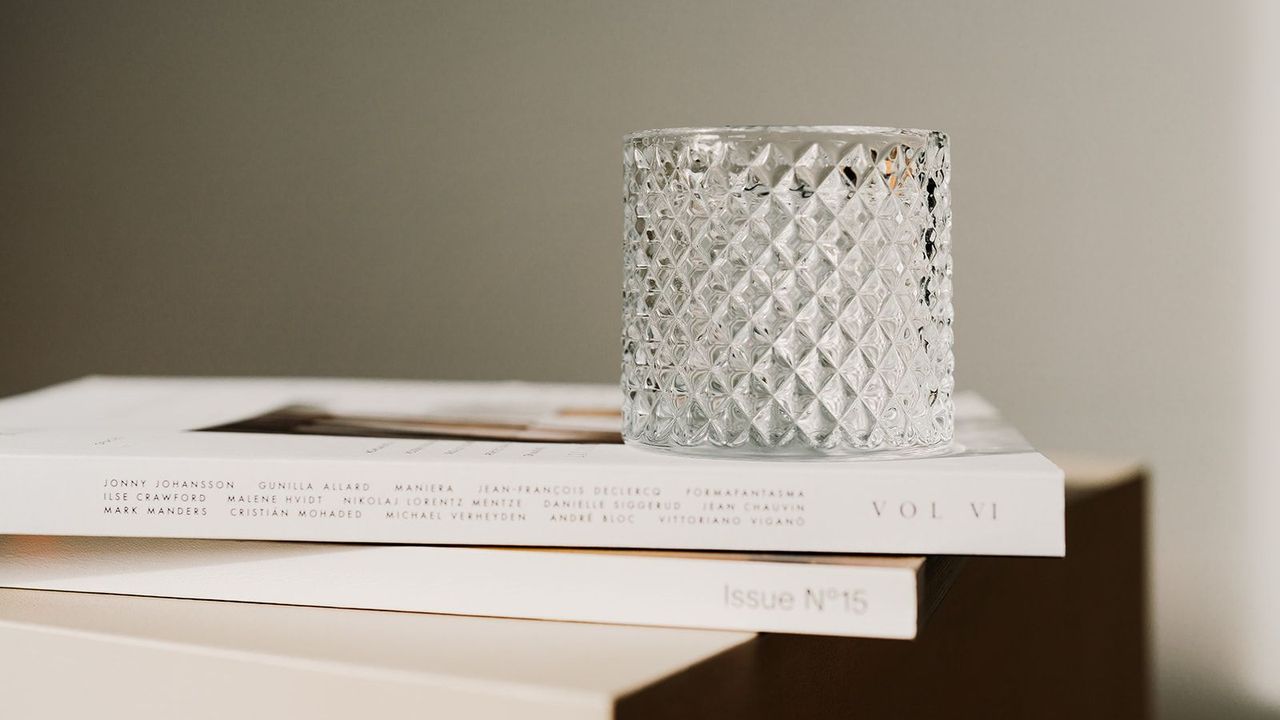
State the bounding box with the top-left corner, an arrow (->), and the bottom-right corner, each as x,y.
0,538 -> 921,638
0,454 -> 1064,555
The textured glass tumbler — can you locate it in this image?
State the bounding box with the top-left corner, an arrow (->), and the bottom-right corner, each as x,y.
621,126 -> 954,458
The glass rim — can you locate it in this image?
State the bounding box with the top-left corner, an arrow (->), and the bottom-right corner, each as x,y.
624,125 -> 943,142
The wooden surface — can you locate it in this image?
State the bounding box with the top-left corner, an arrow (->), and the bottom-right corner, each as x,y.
622,454 -> 1150,719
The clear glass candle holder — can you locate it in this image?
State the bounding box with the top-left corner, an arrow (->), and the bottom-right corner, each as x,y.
621,126 -> 953,458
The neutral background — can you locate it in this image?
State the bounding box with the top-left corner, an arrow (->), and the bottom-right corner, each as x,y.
2,1 -> 1277,716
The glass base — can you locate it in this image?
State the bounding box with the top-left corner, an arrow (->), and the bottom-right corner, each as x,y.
623,438 -> 963,462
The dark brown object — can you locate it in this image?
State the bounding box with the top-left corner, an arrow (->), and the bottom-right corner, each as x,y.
621,455 -> 1149,719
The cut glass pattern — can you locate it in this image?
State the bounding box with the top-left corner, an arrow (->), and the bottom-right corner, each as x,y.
622,126 -> 953,457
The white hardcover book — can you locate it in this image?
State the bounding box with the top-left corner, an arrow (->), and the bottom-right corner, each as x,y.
0,377 -> 1064,555
0,586 -> 757,720
0,535 -> 958,638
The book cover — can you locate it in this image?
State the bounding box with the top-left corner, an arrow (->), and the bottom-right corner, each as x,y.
0,377 -> 1064,555
0,535 -> 959,638
0,585 -> 756,720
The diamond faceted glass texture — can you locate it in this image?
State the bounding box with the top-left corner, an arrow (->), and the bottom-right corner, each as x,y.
622,126 -> 954,458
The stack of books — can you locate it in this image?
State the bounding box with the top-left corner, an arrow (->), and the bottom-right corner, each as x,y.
0,377 -> 1064,639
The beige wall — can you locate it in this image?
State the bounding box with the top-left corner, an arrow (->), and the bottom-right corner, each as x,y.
1,1 -> 1271,716
1243,0 -> 1280,706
